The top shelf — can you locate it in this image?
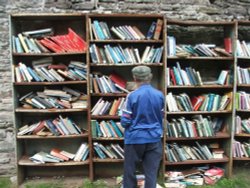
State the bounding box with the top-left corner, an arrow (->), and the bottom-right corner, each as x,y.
167,19 -> 236,26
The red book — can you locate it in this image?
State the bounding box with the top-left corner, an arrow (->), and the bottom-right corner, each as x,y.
48,64 -> 68,70
224,37 -> 232,53
109,73 -> 126,88
191,121 -> 198,137
50,148 -> 69,161
40,38 -> 65,53
52,118 -> 65,135
33,121 -> 45,134
191,96 -> 205,111
170,68 -> 176,85
68,28 -> 88,52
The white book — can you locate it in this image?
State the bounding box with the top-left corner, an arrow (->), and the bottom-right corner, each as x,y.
141,46 -> 151,64
217,70 -> 228,85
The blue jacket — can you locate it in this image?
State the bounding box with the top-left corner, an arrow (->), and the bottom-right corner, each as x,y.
121,84 -> 164,144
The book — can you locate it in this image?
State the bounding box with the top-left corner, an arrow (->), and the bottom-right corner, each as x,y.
153,19 -> 163,40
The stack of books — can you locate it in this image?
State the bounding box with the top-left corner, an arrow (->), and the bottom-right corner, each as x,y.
235,91 -> 250,110
18,115 -> 85,136
29,143 -> 89,163
19,87 -> 87,109
93,142 -> 124,159
90,44 -> 163,64
15,58 -> 87,82
12,28 -> 87,53
164,167 -> 224,187
91,120 -> 124,138
237,66 -> 250,84
236,39 -> 250,57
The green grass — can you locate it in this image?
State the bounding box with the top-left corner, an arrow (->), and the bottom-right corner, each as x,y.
0,167 -> 250,188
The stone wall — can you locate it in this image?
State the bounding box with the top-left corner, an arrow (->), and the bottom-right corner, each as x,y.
1,0 -> 250,177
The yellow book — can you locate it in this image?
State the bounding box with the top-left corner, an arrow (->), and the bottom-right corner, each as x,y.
18,33 -> 29,53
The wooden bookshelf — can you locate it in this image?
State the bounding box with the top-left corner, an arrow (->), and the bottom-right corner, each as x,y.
88,13 -> 166,179
233,21 -> 250,167
165,19 -> 236,178
10,13 -> 91,185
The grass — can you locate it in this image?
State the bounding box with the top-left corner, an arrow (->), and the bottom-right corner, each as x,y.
0,167 -> 249,188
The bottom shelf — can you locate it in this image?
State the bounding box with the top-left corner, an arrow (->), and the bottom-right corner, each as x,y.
18,156 -> 90,166
165,156 -> 229,165
233,157 -> 250,161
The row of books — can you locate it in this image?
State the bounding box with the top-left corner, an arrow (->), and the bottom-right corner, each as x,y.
90,19 -> 163,40
90,73 -> 128,94
167,62 -> 202,86
15,59 -> 87,82
237,66 -> 250,84
18,115 -> 84,136
233,140 -> 250,158
19,87 -> 87,109
165,141 -> 225,163
90,44 -> 163,64
91,120 -> 124,138
235,91 -> 250,110
166,92 -> 232,112
166,116 -> 224,138
91,97 -> 126,116
164,167 -> 224,187
29,143 -> 89,163
167,63 -> 232,86
12,28 -> 87,53
167,36 -> 232,57
235,116 -> 250,134
236,40 -> 250,57
93,142 -> 124,159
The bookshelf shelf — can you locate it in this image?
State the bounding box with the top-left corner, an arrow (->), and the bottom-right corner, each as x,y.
92,138 -> 124,141
14,81 -> 87,86
91,93 -> 127,97
233,157 -> 250,161
234,133 -> 250,138
91,115 -> 120,120
166,132 -> 230,141
15,108 -> 88,113
236,109 -> 250,113
12,52 -> 86,56
167,57 -> 234,61
90,63 -> 163,67
17,133 -> 89,139
89,39 -> 163,43
237,84 -> 250,88
165,157 -> 229,166
18,156 -> 90,166
167,85 -> 233,89
93,158 -> 124,163
166,110 -> 232,115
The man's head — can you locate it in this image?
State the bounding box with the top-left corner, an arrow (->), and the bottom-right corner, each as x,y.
132,65 -> 152,82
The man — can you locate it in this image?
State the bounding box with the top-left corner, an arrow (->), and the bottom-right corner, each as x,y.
121,65 -> 164,188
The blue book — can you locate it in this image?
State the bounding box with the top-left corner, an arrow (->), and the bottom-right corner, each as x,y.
146,22 -> 156,39
94,143 -> 106,159
106,45 -> 119,64
45,119 -> 60,136
89,44 -> 98,64
27,67 -> 41,82
96,121 -> 103,137
103,121 -> 116,137
93,20 -> 106,40
82,148 -> 89,161
185,67 -> 196,85
207,94 -> 215,111
173,66 -> 183,85
15,37 -> 24,53
109,120 -> 123,137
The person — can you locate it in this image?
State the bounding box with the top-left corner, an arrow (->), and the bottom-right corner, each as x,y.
120,65 -> 164,188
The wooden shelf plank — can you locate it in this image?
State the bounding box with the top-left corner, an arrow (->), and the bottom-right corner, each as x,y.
165,157 -> 229,165
233,157 -> 250,161
166,133 -> 230,141
12,52 -> 86,56
166,110 -> 232,115
18,156 -> 89,166
14,81 -> 87,86
234,133 -> 250,137
15,108 -> 88,113
90,39 -> 163,43
167,85 -> 233,89
90,63 -> 163,67
93,158 -> 124,163
167,56 -> 234,60
91,93 -> 127,97
92,137 -> 124,141
91,115 -> 120,119
17,133 -> 89,139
